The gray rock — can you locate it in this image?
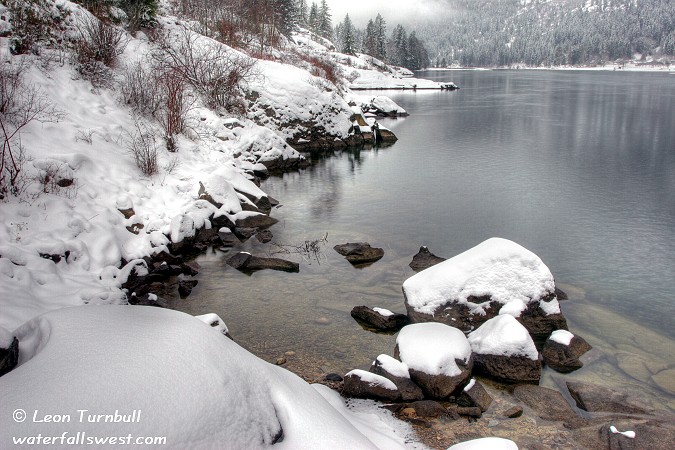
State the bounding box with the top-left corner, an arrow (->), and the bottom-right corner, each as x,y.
233,227 -> 257,241
0,336 -> 19,377
178,279 -> 198,298
334,242 -> 384,265
255,229 -> 273,243
409,246 -> 446,272
351,306 -> 407,332
513,385 -> 578,422
369,355 -> 424,402
457,379 -> 493,412
226,252 -> 299,273
566,381 -> 649,414
542,333 -> 592,373
342,370 -> 401,402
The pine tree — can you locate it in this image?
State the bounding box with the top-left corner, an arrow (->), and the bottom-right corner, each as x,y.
296,0 -> 308,27
318,0 -> 332,40
374,14 -> 387,61
341,14 -> 356,55
308,2 -> 319,34
363,19 -> 377,56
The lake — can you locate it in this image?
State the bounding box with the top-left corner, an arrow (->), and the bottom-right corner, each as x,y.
167,70 -> 675,411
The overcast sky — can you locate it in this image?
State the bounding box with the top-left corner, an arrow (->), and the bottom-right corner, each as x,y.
323,0 -> 453,29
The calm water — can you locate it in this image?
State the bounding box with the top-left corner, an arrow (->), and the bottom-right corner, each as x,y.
168,70 -> 675,410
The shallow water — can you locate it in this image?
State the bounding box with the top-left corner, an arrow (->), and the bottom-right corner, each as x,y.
167,70 -> 675,411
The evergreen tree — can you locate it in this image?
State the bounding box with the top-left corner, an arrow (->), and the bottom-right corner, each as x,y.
296,0 -> 308,27
308,2 -> 319,34
318,0 -> 332,40
341,14 -> 356,55
363,19 -> 377,56
374,13 -> 387,61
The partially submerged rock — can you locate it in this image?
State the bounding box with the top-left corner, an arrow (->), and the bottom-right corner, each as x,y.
350,306 -> 407,332
342,369 -> 401,401
468,315 -> 542,384
409,246 -> 446,272
402,237 -> 567,342
226,252 -> 299,273
566,381 -> 649,415
512,385 -> 578,423
457,379 -> 493,412
334,242 -> 384,265
542,330 -> 592,373
394,323 -> 473,400
369,354 -> 424,401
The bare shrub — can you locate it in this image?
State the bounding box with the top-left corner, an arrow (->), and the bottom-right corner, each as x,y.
119,60 -> 162,115
153,25 -> 258,113
1,59 -> 65,200
158,68 -> 191,151
75,128 -> 95,144
125,116 -> 158,176
72,13 -> 127,86
6,0 -> 71,55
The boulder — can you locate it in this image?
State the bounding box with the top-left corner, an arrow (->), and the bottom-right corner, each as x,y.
178,279 -> 199,298
351,306 -> 407,332
226,252 -> 299,273
342,369 -> 401,402
394,323 -> 473,400
512,385 -> 578,422
457,379 -> 493,412
0,333 -> 19,377
403,237 -> 567,343
334,242 -> 384,265
369,354 -> 424,401
409,246 -> 446,272
468,315 -> 541,384
566,381 -> 649,414
542,330 -> 592,373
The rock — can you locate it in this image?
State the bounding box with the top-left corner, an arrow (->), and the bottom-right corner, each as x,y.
566,381 -> 649,414
333,242 -> 384,265
394,323 -> 473,400
542,330 -> 592,373
457,379 -> 493,412
652,368 -> 675,395
0,336 -> 19,377
255,229 -> 273,243
452,406 -> 483,418
324,373 -> 343,382
275,357 -> 286,365
233,227 -> 257,241
342,369 -> 401,402
118,207 -> 135,219
350,306 -> 407,332
591,420 -> 675,450
178,279 -> 198,298
315,317 -> 331,325
195,313 -> 233,340
513,385 -> 578,422
503,406 -> 524,418
403,238 -> 568,344
468,315 -> 542,384
409,246 -> 446,272
234,213 -> 278,229
403,400 -> 449,418
128,293 -> 167,308
226,252 -> 299,273
370,354 -> 424,402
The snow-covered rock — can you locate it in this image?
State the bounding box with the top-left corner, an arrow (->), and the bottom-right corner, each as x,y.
369,354 -> 424,402
343,369 -> 401,402
542,330 -> 592,373
363,96 -> 408,117
394,323 -> 473,399
468,315 -> 542,383
350,306 -> 407,331
0,306 -> 415,449
402,237 -> 567,342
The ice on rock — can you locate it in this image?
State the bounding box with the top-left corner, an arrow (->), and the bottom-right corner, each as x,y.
403,237 -> 556,316
396,323 -> 472,377
468,315 -> 538,360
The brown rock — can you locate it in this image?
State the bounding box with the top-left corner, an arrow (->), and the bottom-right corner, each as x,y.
370,355 -> 424,402
566,381 -> 649,414
226,252 -> 299,273
0,337 -> 19,377
409,246 -> 446,272
542,333 -> 592,373
342,370 -> 401,402
334,242 -> 384,265
472,353 -> 542,384
513,385 -> 578,422
457,379 -> 493,412
351,306 -> 407,332
503,406 -> 524,418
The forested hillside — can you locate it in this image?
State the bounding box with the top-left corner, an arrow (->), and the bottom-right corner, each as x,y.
418,0 -> 674,67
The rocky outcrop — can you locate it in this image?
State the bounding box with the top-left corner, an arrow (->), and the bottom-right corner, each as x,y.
350,306 -> 407,332
542,330 -> 592,373
409,246 -> 446,272
334,242 -> 384,265
226,252 -> 299,273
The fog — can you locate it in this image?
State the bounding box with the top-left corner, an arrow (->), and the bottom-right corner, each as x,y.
323,0 -> 456,28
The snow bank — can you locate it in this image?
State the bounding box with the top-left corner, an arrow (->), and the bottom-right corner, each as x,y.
0,325 -> 14,348
447,437 -> 519,450
396,323 -> 472,377
0,306 -> 417,449
467,315 -> 539,360
403,238 -> 556,316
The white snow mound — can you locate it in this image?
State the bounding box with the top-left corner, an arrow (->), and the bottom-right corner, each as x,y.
403,238 -> 555,316
468,315 -> 538,360
396,323 -> 472,377
0,306 -> 416,449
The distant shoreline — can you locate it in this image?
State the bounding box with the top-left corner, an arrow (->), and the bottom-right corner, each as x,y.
423,64 -> 674,73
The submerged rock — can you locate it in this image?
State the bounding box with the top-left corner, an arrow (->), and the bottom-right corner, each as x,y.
334,242 -> 384,265
403,237 -> 568,343
226,252 -> 299,273
566,381 -> 649,414
350,306 -> 407,332
512,385 -> 578,423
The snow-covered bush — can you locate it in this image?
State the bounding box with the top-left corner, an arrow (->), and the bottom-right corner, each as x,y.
71,13 -> 127,86
124,116 -> 159,176
4,0 -> 71,55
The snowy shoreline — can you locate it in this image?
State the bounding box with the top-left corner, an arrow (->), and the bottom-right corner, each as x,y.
424,64 -> 674,73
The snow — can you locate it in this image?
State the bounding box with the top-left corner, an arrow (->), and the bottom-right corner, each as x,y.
396,323 -> 472,377
447,437 -> 519,450
373,307 -> 395,317
373,354 -> 411,379
346,369 -> 398,391
349,69 -> 453,90
369,96 -> 407,115
0,306 -> 420,449
464,379 -> 476,392
467,315 -> 539,360
402,238 -> 556,317
609,426 -> 636,439
549,329 -> 574,346
0,325 -> 14,348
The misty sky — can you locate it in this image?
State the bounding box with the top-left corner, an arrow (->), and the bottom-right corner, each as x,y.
324,0 -> 453,28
